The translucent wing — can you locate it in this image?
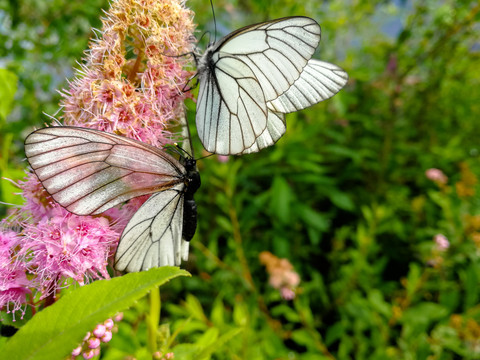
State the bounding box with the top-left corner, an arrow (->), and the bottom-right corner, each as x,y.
241,111 -> 286,154
241,60 -> 348,154
196,56 -> 267,155
196,16 -> 321,155
268,59 -> 349,113
24,126 -> 184,215
216,16 -> 321,102
115,184 -> 188,272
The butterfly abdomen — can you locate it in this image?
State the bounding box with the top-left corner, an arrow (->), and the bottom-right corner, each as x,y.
182,198 -> 197,242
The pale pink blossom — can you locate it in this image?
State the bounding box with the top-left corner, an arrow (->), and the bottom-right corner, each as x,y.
93,324 -> 106,338
434,234 -> 450,251
425,168 -> 448,185
71,346 -> 82,357
260,251 -> 300,300
101,330 -> 113,343
104,318 -> 114,330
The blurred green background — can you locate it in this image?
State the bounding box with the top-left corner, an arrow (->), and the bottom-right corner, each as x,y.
1,0 -> 480,359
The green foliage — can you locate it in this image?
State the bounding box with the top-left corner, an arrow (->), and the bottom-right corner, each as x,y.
0,267 -> 189,360
1,0 -> 480,359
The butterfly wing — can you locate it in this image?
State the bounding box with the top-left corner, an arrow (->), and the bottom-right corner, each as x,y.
241,59 -> 348,154
197,16 -> 321,155
114,183 -> 188,272
268,59 -> 348,113
24,126 -> 184,215
241,111 -> 286,154
196,54 -> 268,155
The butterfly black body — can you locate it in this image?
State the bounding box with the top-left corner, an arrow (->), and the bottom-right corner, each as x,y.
182,158 -> 200,242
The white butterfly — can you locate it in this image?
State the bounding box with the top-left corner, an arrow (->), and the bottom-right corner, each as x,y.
196,16 -> 348,155
24,126 -> 200,272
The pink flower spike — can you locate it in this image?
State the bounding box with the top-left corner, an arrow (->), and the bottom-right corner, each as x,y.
165,352 -> 175,359
101,330 -> 113,343
88,337 -> 101,349
71,345 -> 82,357
104,318 -> 114,330
83,332 -> 91,341
93,324 -> 106,338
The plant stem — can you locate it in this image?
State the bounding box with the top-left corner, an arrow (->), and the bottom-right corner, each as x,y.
147,288 -> 161,356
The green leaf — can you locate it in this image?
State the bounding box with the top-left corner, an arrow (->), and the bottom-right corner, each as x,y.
184,294 -> 207,322
328,190 -> 355,211
196,328 -> 243,360
1,267 -> 189,360
270,176 -> 292,223
1,168 -> 26,205
0,68 -> 18,120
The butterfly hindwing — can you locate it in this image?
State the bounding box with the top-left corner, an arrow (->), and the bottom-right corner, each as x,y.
268,59 -> 349,113
114,183 -> 188,272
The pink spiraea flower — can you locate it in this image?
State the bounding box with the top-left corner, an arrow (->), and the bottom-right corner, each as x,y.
259,251 -> 300,300
20,208 -> 118,297
1,0 -> 195,316
434,234 -> 450,251
60,0 -> 195,147
71,315 -> 121,359
0,229 -> 32,320
425,168 -> 448,185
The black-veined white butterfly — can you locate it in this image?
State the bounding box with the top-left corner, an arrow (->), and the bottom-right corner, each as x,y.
24,126 -> 200,272
196,16 -> 348,155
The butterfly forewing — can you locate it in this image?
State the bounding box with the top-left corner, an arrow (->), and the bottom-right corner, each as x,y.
196,57 -> 267,155
217,17 -> 320,102
25,127 -> 184,215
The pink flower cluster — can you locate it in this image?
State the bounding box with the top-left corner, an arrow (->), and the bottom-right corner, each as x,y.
70,313 -> 123,359
0,0 -> 195,318
259,251 -> 301,300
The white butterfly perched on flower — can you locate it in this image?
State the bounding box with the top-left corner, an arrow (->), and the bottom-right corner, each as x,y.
24,126 -> 200,272
196,16 -> 348,155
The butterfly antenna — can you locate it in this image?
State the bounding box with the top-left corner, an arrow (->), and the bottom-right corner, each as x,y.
210,0 -> 217,44
196,152 -> 216,161
173,143 -> 194,159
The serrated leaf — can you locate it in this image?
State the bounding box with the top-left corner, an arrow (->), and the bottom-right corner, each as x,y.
1,267 -> 189,360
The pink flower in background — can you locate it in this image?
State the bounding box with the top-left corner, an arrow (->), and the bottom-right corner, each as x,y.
260,251 -> 300,300
425,168 -> 448,185
0,0 -> 195,317
434,234 -> 450,251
